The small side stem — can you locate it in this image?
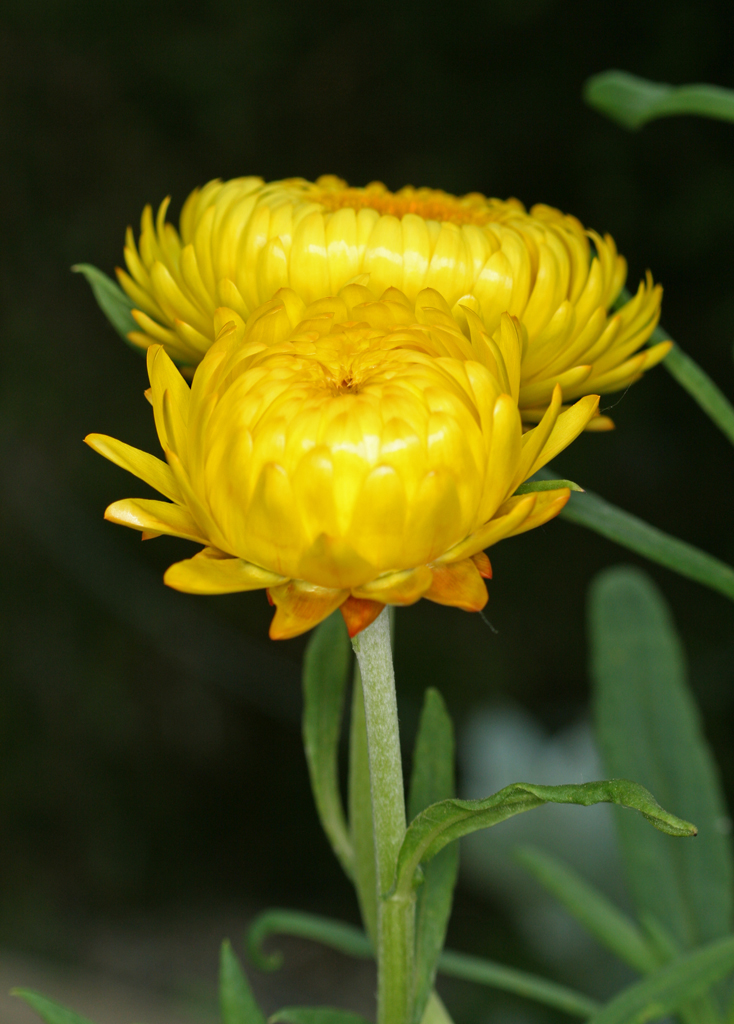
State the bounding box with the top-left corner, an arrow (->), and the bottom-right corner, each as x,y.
351,609 -> 414,1024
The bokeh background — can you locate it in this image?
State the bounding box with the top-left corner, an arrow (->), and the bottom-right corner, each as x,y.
1,0 -> 734,1020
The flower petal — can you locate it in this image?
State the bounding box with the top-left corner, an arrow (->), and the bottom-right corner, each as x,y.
437,493 -> 537,563
340,596 -> 385,637
424,559 -> 488,612
164,548 -> 287,594
351,566 -> 433,605
104,498 -> 208,543
85,433 -> 183,503
501,488 -> 570,537
268,580 -> 349,640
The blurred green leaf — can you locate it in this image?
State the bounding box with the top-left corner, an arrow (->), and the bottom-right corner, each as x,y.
590,568 -> 733,950
247,909 -> 373,971
587,936 -> 734,1024
419,993 -> 454,1024
408,688 -> 459,1024
635,916 -> 721,1024
11,990 -> 95,1024
515,845 -> 659,974
613,286 -> 734,448
584,70 -> 734,130
245,908 -> 599,1018
270,1010 -> 371,1024
536,467 -> 734,603
302,612 -> 354,879
349,665 -> 378,943
437,950 -> 599,1018
514,478 -> 583,495
220,939 -> 266,1024
393,780 -> 696,900
72,263 -> 137,344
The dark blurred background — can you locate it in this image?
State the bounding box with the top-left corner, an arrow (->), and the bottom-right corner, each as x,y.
1,0 -> 734,1019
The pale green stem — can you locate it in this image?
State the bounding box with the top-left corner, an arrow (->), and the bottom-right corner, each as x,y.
351,608 -> 414,1024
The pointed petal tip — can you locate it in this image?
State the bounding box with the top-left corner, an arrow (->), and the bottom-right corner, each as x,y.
472,551 -> 493,579
340,596 -> 385,637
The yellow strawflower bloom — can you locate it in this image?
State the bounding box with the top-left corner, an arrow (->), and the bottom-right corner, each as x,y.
87,285 -> 599,639
118,175 -> 670,427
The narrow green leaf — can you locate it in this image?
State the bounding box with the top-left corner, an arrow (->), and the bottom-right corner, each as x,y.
245,908 -> 599,1019
636,916 -> 722,1024
437,951 -> 600,1019
534,467 -> 734,603
302,612 -> 353,879
393,780 -> 696,900
419,993 -> 454,1024
72,263 -> 138,344
590,568 -> 733,950
584,70 -> 734,130
614,285 -> 734,448
349,665 -> 378,943
408,689 -> 460,1024
247,909 -> 372,971
270,1010 -> 371,1024
11,990 -> 95,1024
515,845 -> 659,974
220,940 -> 266,1024
661,342 -> 734,448
587,936 -> 734,1024
513,478 -> 583,496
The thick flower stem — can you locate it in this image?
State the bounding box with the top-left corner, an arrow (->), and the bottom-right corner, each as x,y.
351,609 -> 414,1024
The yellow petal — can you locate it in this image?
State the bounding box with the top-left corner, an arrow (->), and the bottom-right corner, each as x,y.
85,433 -> 183,503
269,580 -> 349,639
363,215 -> 404,298
527,395 -> 600,475
518,364 -> 591,408
424,559 -> 488,612
437,493 -> 537,563
502,488 -> 570,536
104,498 -> 208,543
164,549 -> 287,594
289,210 -> 330,303
351,566 -> 433,605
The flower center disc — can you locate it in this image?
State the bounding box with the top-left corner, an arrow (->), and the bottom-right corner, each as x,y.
313,179 -> 501,227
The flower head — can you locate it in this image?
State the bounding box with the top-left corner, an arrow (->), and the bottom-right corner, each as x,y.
87,285 -> 599,639
118,175 -> 670,426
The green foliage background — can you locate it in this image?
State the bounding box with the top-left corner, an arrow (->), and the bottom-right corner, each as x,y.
0,0 -> 733,997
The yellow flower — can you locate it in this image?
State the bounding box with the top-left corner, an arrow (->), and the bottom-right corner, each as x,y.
118,175 -> 670,427
87,285 -> 599,639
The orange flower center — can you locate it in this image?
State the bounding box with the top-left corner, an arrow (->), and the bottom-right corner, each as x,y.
313,179 -> 508,227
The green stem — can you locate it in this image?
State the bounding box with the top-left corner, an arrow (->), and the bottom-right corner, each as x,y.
351,609 -> 414,1024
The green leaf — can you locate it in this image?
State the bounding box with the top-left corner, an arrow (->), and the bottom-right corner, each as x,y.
515,845 -> 659,974
535,468 -> 734,603
349,665 -> 378,943
589,567 -> 733,950
72,263 -> 138,344
586,936 -> 734,1024
635,916 -> 721,1024
302,612 -> 354,879
513,478 -> 583,496
220,939 -> 266,1024
270,1010 -> 371,1024
584,70 -> 734,130
408,689 -> 460,1024
437,951 -> 600,1019
419,993 -> 454,1024
245,908 -> 599,1019
614,286 -> 734,448
11,990 -> 95,1024
247,909 -> 372,971
392,780 -> 696,901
